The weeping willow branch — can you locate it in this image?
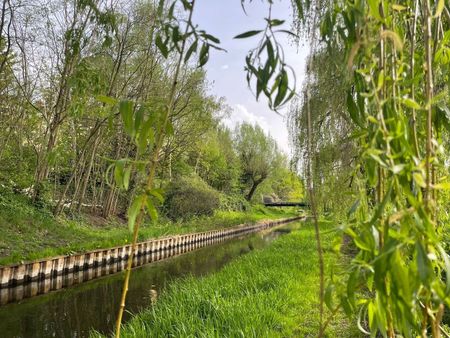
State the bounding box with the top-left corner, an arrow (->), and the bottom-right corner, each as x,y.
410,0 -> 420,158
304,3 -> 325,335
114,1 -> 197,336
424,0 -> 433,212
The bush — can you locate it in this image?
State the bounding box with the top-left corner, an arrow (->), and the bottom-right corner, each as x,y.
163,175 -> 220,220
219,193 -> 250,212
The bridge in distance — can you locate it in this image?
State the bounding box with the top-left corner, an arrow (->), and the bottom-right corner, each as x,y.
263,201 -> 309,207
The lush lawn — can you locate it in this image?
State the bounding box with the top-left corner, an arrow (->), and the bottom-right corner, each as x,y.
96,221 -> 360,337
0,189 -> 299,265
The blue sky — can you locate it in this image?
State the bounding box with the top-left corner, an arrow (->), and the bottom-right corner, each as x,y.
192,0 -> 308,154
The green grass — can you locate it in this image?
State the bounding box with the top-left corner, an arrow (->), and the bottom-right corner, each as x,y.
94,222 -> 360,337
0,189 -> 299,265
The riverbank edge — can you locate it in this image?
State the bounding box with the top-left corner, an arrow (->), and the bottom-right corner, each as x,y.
0,216 -> 303,288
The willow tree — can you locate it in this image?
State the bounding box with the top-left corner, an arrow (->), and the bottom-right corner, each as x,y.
234,123 -> 280,201
286,0 -> 450,336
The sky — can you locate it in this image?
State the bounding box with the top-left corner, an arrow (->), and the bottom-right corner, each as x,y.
192,0 -> 309,155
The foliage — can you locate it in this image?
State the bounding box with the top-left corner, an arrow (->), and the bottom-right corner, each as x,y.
218,193 -> 250,212
0,185 -> 295,266
163,175 -> 220,220
234,122 -> 281,201
286,0 -> 450,337
190,127 -> 241,193
235,1 -> 298,110
256,160 -> 305,202
0,0 -> 298,221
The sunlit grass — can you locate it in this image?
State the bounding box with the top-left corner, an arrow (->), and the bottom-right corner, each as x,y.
93,222 -> 359,337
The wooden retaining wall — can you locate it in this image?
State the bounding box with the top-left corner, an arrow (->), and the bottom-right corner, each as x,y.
0,216 -> 302,289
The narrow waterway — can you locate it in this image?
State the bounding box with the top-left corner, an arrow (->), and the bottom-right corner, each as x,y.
0,226 -> 292,338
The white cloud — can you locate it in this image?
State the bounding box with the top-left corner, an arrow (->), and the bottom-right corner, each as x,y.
223,104 -> 270,133
220,64 -> 229,70
223,104 -> 290,155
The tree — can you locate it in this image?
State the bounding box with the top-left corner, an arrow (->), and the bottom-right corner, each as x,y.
234,122 -> 279,201
286,0 -> 450,336
190,126 -> 241,193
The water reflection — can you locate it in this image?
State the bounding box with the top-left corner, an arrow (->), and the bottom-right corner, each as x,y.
0,228 -> 290,338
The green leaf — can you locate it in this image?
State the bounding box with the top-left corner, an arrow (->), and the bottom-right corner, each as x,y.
138,117 -> 155,153
203,33 -> 220,44
416,241 -> 431,283
368,181 -> 392,227
165,120 -> 174,136
96,95 -> 117,105
180,0 -> 191,10
435,0 -> 445,17
354,236 -> 372,251
123,166 -> 131,191
368,301 -> 379,334
347,269 -> 359,309
198,43 -> 209,67
168,2 -> 175,18
128,194 -> 145,232
149,188 -> 164,203
375,295 -> 387,336
120,100 -> 134,136
340,295 -> 353,316
392,4 -> 407,11
324,283 -> 334,310
438,245 -> 450,294
268,19 -> 285,27
413,172 -> 426,188
401,97 -> 421,110
266,39 -> 275,68
155,35 -> 169,58
434,182 -> 450,190
347,91 -> 363,128
367,0 -> 382,21
184,40 -> 198,63
274,70 -> 288,107
146,198 -> 158,221
376,70 -> 384,91
105,163 -> 115,186
234,30 -> 263,39
347,199 -> 360,218
134,106 -> 145,133
172,26 -> 180,44
114,160 -> 125,189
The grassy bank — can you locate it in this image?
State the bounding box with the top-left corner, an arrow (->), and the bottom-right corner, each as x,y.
97,221 -> 359,337
0,189 -> 298,265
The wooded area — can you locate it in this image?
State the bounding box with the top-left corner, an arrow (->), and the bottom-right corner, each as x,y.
0,0 -> 301,221
3,0 -> 450,337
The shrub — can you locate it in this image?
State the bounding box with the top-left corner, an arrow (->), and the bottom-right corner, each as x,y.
163,175 -> 220,220
219,193 -> 250,212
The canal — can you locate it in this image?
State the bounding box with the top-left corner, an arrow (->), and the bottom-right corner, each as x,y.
0,226 -> 292,338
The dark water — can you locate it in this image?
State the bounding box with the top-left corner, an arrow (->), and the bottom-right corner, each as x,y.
0,227 -> 290,338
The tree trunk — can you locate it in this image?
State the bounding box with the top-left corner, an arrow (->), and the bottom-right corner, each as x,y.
245,177 -> 264,201
76,133 -> 101,212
